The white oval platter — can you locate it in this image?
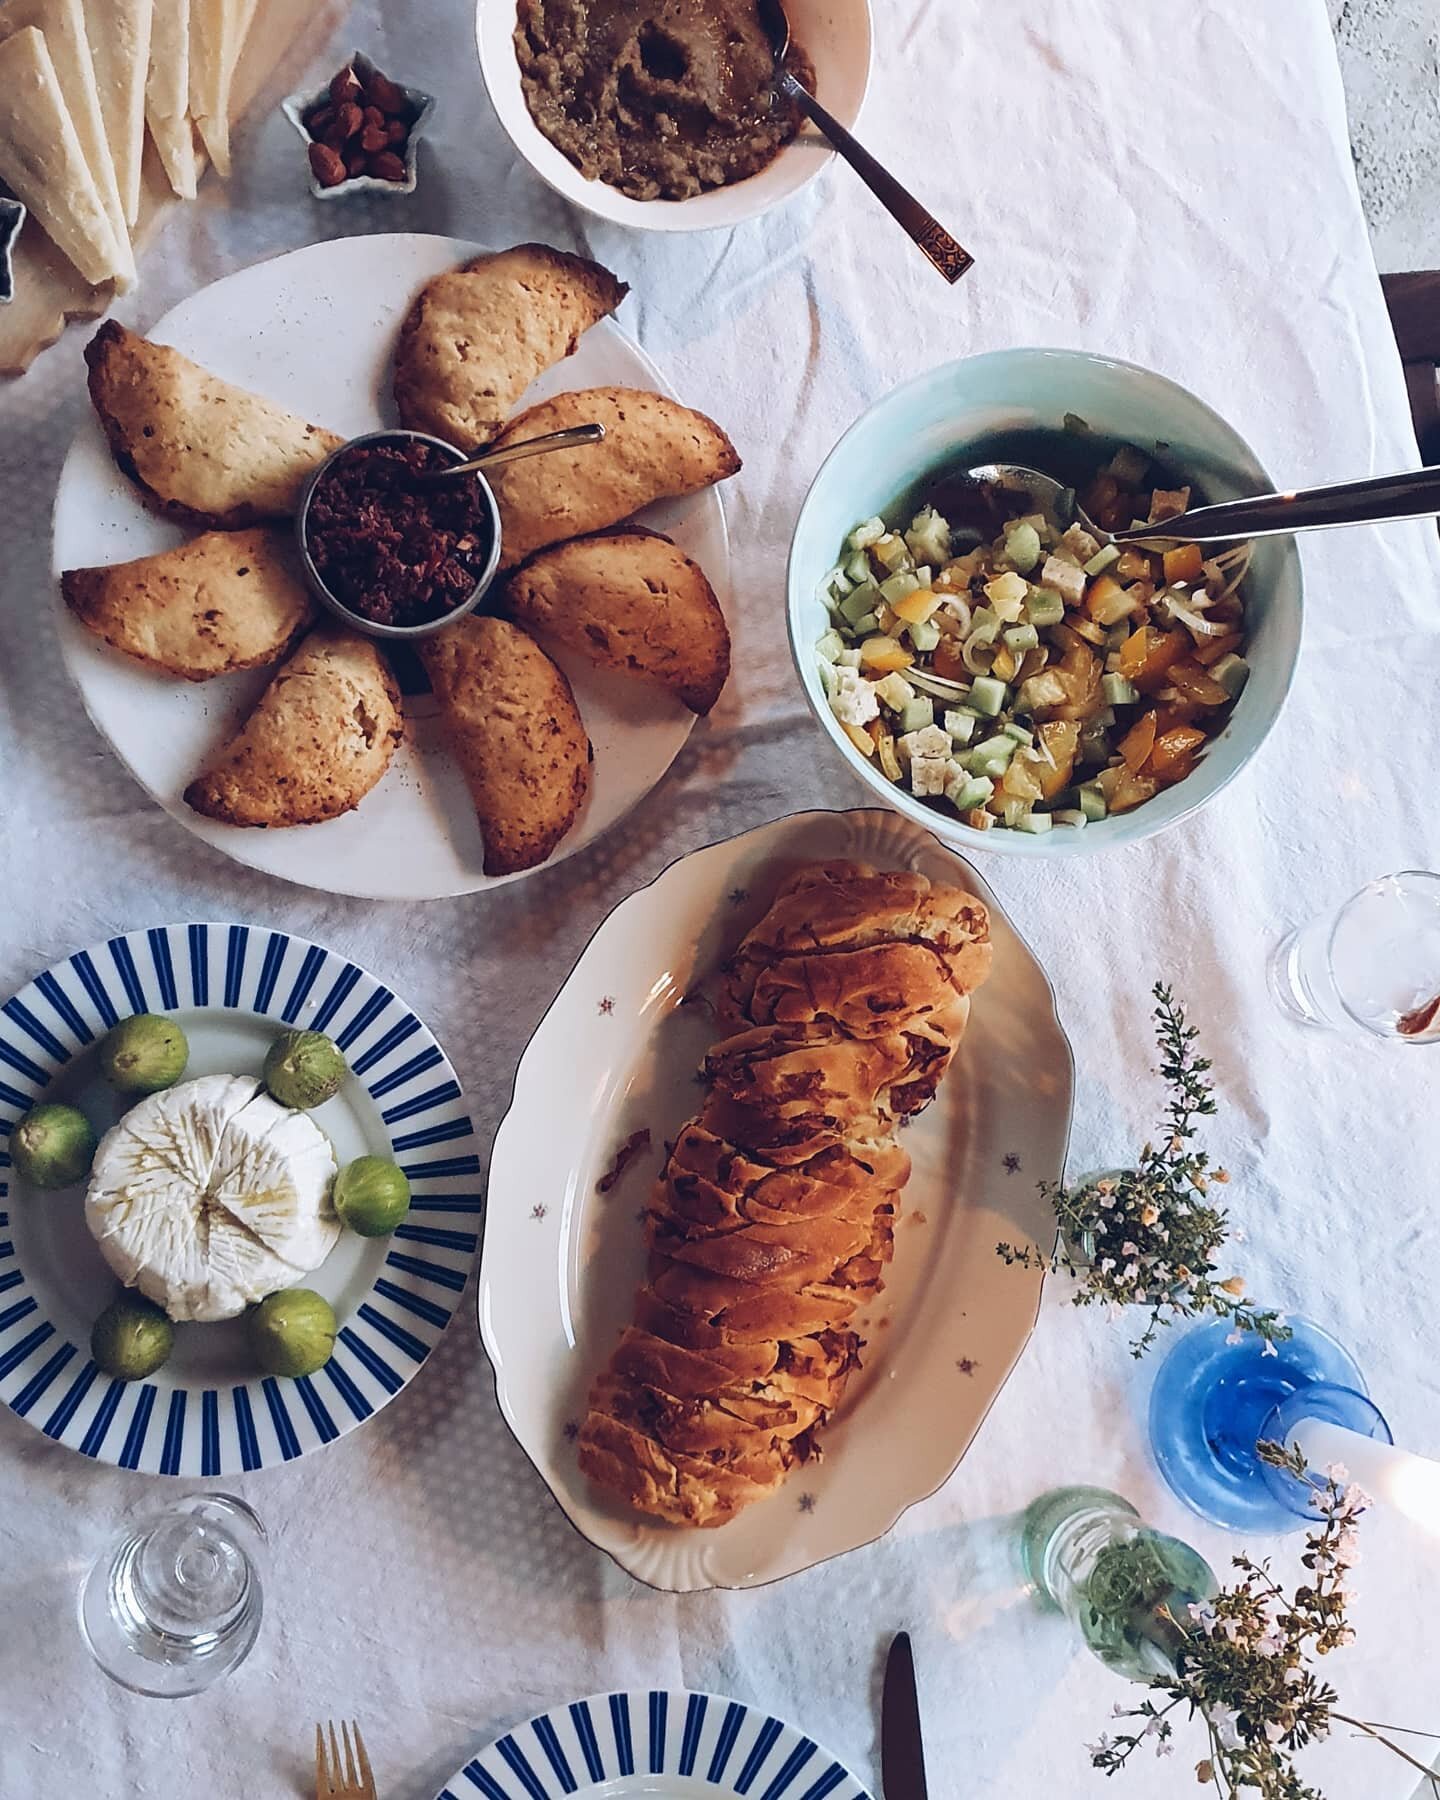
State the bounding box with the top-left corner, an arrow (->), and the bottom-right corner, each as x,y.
480,808 -> 1073,1590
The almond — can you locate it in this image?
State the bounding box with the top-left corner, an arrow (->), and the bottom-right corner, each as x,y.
368,150 -> 407,182
329,63 -> 362,105
386,118 -> 408,145
360,121 -> 389,153
345,148 -> 369,178
304,104 -> 335,138
334,100 -> 364,141
363,105 -> 385,130
363,71 -> 407,113
308,141 -> 348,187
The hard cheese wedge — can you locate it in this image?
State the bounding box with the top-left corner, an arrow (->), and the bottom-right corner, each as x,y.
0,26 -> 127,287
144,0 -> 196,199
0,0 -> 133,285
82,0 -> 153,227
187,0 -> 240,176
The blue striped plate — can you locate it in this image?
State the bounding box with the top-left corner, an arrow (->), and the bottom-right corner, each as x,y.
435,1691 -> 872,1800
0,923 -> 480,1474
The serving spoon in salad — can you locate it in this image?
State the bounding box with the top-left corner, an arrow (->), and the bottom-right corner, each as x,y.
966,459 -> 1440,545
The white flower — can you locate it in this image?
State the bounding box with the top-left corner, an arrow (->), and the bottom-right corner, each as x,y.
1262,1338 -> 1278,1357
1155,1739 -> 1173,1757
1284,1666 -> 1304,1686
1099,1257 -> 1116,1272
1134,1290 -> 1147,1303
1085,1734 -> 1113,1757
1257,1629 -> 1284,1656
1226,1330 -> 1244,1346
1111,1703 -> 1128,1719
1325,1462 -> 1350,1484
1122,1241 -> 1139,1256
1213,1709 -> 1244,1751
1187,1601 -> 1216,1630
1264,1720 -> 1286,1744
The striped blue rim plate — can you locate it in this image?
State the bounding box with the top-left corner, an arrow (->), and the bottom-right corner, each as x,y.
436,1690 -> 872,1800
0,923 -> 480,1475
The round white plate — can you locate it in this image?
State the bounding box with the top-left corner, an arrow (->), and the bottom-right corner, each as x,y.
434,1690 -> 871,1800
480,808 -> 1072,1591
0,923 -> 480,1474
51,233 -> 728,899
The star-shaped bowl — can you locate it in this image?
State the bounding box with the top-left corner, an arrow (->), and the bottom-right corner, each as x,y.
282,52 -> 436,201
0,197 -> 27,304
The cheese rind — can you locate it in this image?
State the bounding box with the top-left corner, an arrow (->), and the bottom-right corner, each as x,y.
0,26 -> 127,287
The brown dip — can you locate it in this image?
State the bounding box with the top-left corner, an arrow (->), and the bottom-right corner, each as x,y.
514,0 -> 815,202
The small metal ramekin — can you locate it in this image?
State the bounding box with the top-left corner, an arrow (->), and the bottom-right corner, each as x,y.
294,429 -> 503,642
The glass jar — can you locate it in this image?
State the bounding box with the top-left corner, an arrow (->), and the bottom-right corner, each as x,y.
1021,1485 -> 1216,1680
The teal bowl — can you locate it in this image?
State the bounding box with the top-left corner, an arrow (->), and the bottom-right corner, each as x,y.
787,348 -> 1303,856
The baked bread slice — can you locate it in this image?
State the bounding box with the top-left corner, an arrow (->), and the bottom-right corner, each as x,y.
183,626 -> 402,826
85,321 -> 344,527
62,527 -> 315,680
394,244 -> 628,449
488,388 -> 741,569
418,614 -> 590,877
504,530 -> 729,715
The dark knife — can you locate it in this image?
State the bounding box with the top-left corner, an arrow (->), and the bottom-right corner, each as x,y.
881,1631 -> 929,1800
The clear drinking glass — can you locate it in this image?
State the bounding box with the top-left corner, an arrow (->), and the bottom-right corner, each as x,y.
1267,870 -> 1440,1041
78,1494 -> 266,1698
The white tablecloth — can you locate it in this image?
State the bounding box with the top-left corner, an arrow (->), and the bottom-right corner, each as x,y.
3,2 -> 1438,1795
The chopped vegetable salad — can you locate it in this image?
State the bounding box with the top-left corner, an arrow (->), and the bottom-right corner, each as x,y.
816,447 -> 1250,834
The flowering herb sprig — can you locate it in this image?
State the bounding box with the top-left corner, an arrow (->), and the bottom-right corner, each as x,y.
1092,1444 -> 1440,1798
998,983 -> 1289,1356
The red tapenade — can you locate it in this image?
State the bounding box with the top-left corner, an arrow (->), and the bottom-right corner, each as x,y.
304,437 -> 495,628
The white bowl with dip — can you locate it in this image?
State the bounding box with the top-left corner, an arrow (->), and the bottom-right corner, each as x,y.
476,0 -> 873,232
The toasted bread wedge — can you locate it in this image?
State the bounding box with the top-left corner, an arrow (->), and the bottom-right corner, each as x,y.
394,244 -> 628,448
488,388 -> 740,569
505,530 -> 729,715
62,528 -> 315,680
183,626 -> 402,827
85,321 -> 344,528
418,615 -> 590,876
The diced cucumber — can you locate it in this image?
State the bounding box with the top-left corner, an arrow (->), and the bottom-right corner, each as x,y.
836,648 -> 862,668
1052,808 -> 1088,829
947,772 -> 994,811
839,582 -> 880,625
1101,673 -> 1139,706
944,708 -> 978,745
849,611 -> 879,637
968,734 -> 1017,776
848,517 -> 886,551
1015,810 -> 1054,835
820,564 -> 853,601
1004,522 -> 1042,574
905,506 -> 953,567
878,570 -> 922,605
1078,782 -> 1109,821
908,618 -> 942,653
966,607 -> 1001,647
1084,542 -> 1122,577
873,533 -> 912,573
844,550 -> 874,585
1210,653 -> 1250,699
817,656 -> 838,698
1002,722 -> 1034,746
1003,623 -> 1039,653
968,675 -> 1008,717
815,628 -> 846,662
898,696 -> 936,734
1025,587 -> 1066,627
1000,797 -> 1031,829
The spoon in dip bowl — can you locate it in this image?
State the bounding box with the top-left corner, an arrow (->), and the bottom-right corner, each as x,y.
756,0 -> 974,284
414,421 -> 606,483
963,459 -> 1440,546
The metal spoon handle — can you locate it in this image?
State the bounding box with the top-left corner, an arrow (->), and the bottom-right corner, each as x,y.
426,422 -> 606,481
777,70 -> 974,285
1115,464 -> 1440,544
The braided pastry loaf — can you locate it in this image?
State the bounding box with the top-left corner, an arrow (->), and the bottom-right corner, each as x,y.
577,860 -> 993,1528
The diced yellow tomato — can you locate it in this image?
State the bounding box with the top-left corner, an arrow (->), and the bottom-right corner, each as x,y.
931,639 -> 968,682
1194,629 -> 1243,667
1132,630 -> 1189,693
1052,641 -> 1102,721
1119,710 -> 1158,772
1168,661 -> 1231,706
859,636 -> 914,674
1154,754 -> 1197,788
1118,625 -> 1153,681
842,721 -> 875,756
1002,757 -> 1044,801
893,588 -> 941,624
1147,725 -> 1207,777
1162,543 -> 1205,584
991,643 -> 1019,682
875,728 -> 903,783
1152,701 -> 1203,733
1037,720 -> 1079,798
1110,771 -> 1159,813
1115,547 -> 1158,582
1086,575 -> 1138,627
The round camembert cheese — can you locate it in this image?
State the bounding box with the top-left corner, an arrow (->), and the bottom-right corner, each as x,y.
85,1073 -> 340,1322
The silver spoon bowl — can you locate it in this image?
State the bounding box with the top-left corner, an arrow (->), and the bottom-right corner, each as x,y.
966,458 -> 1440,546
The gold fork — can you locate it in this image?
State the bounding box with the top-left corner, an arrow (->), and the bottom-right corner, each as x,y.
315,1720 -> 377,1800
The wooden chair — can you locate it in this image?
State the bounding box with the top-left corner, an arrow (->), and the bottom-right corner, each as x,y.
1381,272 -> 1440,463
